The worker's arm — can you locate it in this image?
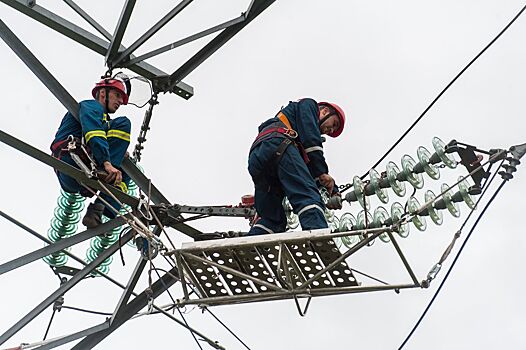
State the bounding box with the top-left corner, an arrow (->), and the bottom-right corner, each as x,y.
79,100 -> 122,184
294,98 -> 332,178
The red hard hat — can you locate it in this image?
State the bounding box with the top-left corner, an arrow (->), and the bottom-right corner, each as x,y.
318,101 -> 346,137
92,78 -> 129,105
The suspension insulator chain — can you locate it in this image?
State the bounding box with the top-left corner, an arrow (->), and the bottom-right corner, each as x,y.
43,190 -> 85,267
133,94 -> 159,162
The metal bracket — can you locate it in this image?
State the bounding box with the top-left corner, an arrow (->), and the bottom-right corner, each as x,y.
447,140 -> 489,189
153,203 -> 256,227
510,142 -> 526,160
293,295 -> 312,317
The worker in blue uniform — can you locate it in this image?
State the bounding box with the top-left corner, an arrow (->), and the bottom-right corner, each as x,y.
248,98 -> 346,235
51,77 -> 132,228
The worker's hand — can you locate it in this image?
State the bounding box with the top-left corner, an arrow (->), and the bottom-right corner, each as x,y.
103,161 -> 122,185
319,173 -> 335,194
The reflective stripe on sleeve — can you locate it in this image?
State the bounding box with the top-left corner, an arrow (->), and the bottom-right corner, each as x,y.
253,224 -> 275,234
304,146 -> 323,154
297,204 -> 325,217
107,129 -> 130,142
85,130 -> 107,143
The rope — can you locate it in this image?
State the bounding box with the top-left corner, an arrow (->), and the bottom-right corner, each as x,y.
353,2 -> 526,182
398,171 -> 508,348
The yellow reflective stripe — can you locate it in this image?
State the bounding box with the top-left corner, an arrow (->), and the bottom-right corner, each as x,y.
107,129 -> 130,142
85,130 -> 107,143
278,112 -> 293,130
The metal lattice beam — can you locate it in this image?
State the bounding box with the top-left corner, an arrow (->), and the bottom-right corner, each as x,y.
0,230 -> 135,346
112,0 -> 193,66
62,0 -> 112,41
105,0 -> 136,64
0,0 -> 194,99
71,265 -> 223,350
165,0 -> 275,92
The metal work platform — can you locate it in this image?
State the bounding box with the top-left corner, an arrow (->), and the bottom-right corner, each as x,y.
171,227 -> 418,309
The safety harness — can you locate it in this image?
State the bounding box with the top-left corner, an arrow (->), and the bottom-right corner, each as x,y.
250,112 -> 310,165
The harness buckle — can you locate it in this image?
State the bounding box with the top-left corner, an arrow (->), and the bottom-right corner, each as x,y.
285,129 -> 298,139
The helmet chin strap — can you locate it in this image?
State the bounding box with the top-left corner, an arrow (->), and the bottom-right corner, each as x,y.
104,87 -> 110,113
318,113 -> 335,130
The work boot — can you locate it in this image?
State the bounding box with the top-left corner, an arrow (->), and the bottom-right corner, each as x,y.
82,203 -> 105,229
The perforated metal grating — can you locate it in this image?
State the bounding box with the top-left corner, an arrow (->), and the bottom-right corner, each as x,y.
180,237 -> 359,298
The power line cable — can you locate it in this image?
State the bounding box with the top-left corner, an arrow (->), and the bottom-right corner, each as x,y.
398,168 -> 508,349
42,309 -> 56,341
151,263 -> 204,350
203,308 -> 252,350
357,2 -> 526,181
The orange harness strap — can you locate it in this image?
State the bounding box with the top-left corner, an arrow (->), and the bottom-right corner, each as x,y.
278,112 -> 293,130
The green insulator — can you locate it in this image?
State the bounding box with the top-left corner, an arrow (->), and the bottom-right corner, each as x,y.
128,179 -> 138,192
319,188 -> 336,223
407,196 -> 427,231
339,212 -> 358,248
50,218 -> 77,236
54,206 -> 81,222
458,176 -> 477,209
93,264 -> 110,276
432,137 -> 457,169
85,247 -> 113,276
47,227 -> 74,242
356,210 -> 373,230
417,146 -> 440,180
373,207 -> 391,243
44,190 -> 85,267
86,248 -> 113,267
386,161 -> 406,197
356,210 -> 374,245
57,196 -> 84,213
369,169 -> 389,204
441,183 -> 461,218
391,202 -> 409,238
353,176 -> 370,210
85,214 -> 122,275
43,253 -> 68,266
329,215 -> 340,232
425,190 -> 443,225
401,155 -> 424,189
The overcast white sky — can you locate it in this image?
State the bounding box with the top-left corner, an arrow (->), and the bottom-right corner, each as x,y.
1,1 -> 526,349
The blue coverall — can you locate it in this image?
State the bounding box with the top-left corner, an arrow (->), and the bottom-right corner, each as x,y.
248,98 -> 334,235
51,99 -> 131,219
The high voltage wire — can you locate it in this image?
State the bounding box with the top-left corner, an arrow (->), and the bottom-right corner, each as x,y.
359,2 -> 526,181
398,162 -> 508,349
